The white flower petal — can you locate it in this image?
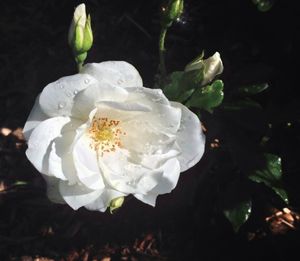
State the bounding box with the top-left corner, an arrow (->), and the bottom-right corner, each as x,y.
23,95 -> 48,141
152,158 -> 181,194
171,102 -> 205,172
73,4 -> 86,28
97,100 -> 151,112
82,61 -> 143,87
134,193 -> 157,207
85,189 -> 126,212
123,103 -> 181,137
134,158 -> 180,206
202,52 -> 224,85
26,116 -> 70,177
140,149 -> 179,169
98,149 -> 143,194
73,82 -> 128,119
59,181 -> 103,210
39,73 -> 96,117
48,119 -> 83,184
126,87 -> 170,105
73,134 -> 105,190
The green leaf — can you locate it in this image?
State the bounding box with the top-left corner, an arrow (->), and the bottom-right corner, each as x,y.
162,69 -> 204,102
162,71 -> 185,100
238,83 -> 269,96
249,153 -> 289,204
224,200 -> 252,232
185,80 -> 224,112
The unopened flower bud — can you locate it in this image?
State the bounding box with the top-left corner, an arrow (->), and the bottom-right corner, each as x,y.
185,52 -> 223,86
162,0 -> 184,27
68,4 -> 93,67
109,197 -> 125,214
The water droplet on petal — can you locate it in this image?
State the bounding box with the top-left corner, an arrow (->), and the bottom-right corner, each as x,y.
156,149 -> 162,154
58,102 -> 65,109
117,79 -> 124,85
152,97 -> 162,102
73,90 -> 78,95
56,82 -> 64,89
84,78 -> 90,84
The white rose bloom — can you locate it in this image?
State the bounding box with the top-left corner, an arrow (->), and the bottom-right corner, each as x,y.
23,61 -> 205,211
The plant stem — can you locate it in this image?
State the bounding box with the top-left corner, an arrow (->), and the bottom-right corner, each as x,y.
159,27 -> 168,85
77,62 -> 83,72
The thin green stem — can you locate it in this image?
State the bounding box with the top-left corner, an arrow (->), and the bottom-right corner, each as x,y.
159,27 -> 168,85
77,62 -> 83,72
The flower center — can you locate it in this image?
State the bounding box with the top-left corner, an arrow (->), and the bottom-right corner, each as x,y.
88,116 -> 126,156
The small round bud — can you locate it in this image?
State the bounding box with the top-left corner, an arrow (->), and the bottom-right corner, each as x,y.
109,197 -> 125,213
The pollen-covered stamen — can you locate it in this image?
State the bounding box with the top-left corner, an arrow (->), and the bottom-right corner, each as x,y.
88,116 -> 126,156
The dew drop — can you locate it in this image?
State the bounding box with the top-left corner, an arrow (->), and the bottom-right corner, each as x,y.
58,102 -> 65,109
56,82 -> 64,89
73,90 -> 78,95
117,79 -> 124,85
84,78 -> 90,84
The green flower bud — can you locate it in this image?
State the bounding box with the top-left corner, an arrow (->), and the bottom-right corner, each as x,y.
109,197 -> 125,214
162,0 -> 184,27
68,4 -> 93,63
185,52 -> 223,86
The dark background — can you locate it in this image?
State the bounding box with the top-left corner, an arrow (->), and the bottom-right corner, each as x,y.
0,0 -> 300,260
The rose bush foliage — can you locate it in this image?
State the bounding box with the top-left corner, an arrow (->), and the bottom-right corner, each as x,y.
23,61 -> 205,212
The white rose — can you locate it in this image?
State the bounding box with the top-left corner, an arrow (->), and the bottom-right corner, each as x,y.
23,61 -> 205,212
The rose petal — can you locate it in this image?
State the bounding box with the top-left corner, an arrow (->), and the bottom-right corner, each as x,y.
122,103 -> 181,136
73,134 -> 105,190
98,149 -> 146,194
23,95 -> 48,141
26,116 -> 70,178
73,82 -> 129,119
82,61 -> 143,87
140,149 -> 179,169
171,102 -> 205,172
202,52 -> 224,85
134,158 -> 180,206
59,181 -> 103,210
39,73 -> 96,117
48,119 -> 83,184
126,87 -> 170,105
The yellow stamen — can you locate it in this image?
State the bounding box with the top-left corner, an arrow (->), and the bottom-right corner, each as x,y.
88,116 -> 126,156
